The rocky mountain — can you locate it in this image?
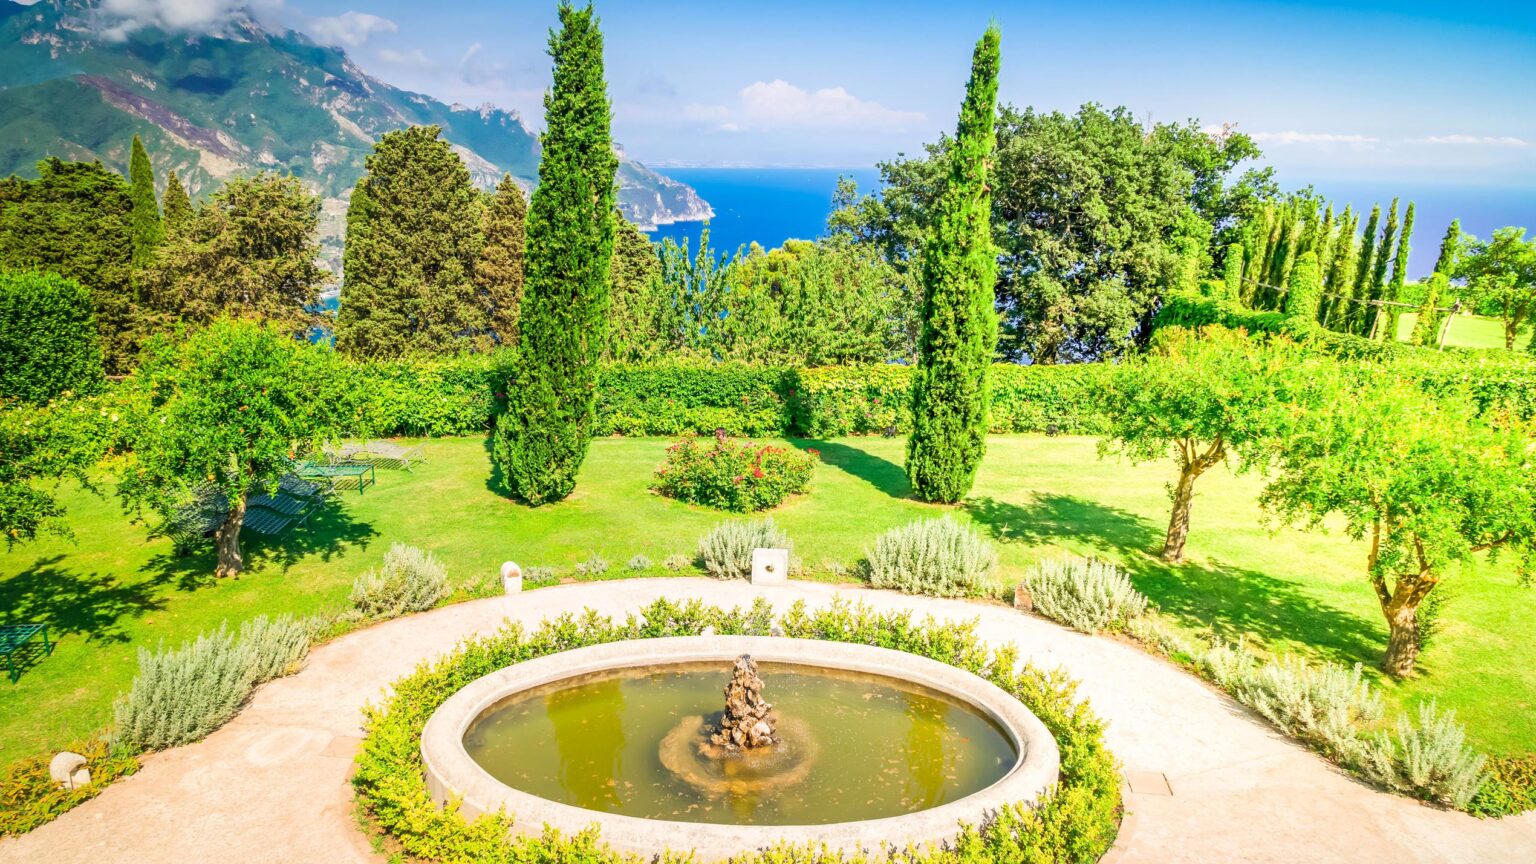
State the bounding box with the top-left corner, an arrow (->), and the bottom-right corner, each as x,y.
0,0 -> 712,263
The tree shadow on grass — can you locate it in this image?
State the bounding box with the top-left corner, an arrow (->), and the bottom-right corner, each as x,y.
143,499 -> 380,591
481,432 -> 512,499
0,555 -> 170,648
790,438 -> 911,500
965,492 -> 1385,667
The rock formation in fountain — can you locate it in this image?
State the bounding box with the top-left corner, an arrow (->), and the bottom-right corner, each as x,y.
710,654 -> 777,750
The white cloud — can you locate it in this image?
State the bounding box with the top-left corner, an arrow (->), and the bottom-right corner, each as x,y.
1248,130 -> 1381,147
686,80 -> 925,133
378,47 -> 433,69
94,0 -> 282,40
1416,134 -> 1529,147
306,11 -> 397,48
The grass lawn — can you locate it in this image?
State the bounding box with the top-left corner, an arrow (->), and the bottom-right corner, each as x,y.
2,435 -> 1532,761
1395,311 -> 1531,351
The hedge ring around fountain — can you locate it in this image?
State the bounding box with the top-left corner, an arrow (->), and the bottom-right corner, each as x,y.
421,636 -> 1061,861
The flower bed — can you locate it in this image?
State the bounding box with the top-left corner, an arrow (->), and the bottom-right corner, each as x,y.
652,432 -> 816,512
352,597 -> 1123,863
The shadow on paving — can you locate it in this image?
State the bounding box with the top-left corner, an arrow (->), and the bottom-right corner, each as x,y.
0,555 -> 169,645
965,492 -> 1384,668
144,502 -> 380,591
791,438 -> 911,500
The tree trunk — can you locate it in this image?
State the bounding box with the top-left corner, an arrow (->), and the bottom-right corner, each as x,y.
1507,319 -> 1519,351
214,495 -> 245,578
1162,465 -> 1198,564
1382,601 -> 1421,678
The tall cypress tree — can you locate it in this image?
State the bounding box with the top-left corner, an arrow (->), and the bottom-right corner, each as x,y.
905,23 -> 1001,504
1349,205 -> 1381,334
162,171 -> 194,237
1366,199 -> 1399,336
127,135 -> 162,268
334,125 -> 483,358
1383,201 -> 1414,341
1284,251 -> 1322,327
473,174 -> 528,349
1222,243 -> 1243,300
1433,219 -> 1461,275
493,2 -> 618,505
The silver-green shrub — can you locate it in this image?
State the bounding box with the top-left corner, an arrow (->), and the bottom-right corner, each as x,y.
1357,702 -> 1487,808
349,543 -> 449,620
113,626 -> 256,752
575,553 -> 610,577
1234,656 -> 1384,753
238,614 -> 311,683
662,553 -> 691,571
865,517 -> 998,598
698,518 -> 789,580
1023,557 -> 1147,633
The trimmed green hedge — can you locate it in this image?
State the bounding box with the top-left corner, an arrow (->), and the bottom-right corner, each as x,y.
596,362 -> 794,437
353,597 -> 1122,863
350,352 -> 516,437
0,270 -> 104,404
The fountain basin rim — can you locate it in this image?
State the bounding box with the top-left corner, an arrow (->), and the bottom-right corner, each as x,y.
421,635 -> 1061,861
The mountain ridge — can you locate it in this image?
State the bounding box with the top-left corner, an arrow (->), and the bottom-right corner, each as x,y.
0,0 -> 713,263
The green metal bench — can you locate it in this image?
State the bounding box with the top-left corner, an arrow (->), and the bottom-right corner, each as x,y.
1,624 -> 53,683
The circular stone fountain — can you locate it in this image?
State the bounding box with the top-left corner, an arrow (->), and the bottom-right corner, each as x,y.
421,636 -> 1060,860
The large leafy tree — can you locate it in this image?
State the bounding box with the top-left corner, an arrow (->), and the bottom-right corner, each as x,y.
335,125 -> 485,358
142,173 -> 328,336
1262,369 -> 1536,676
1099,326 -> 1315,563
473,175 -> 529,350
905,23 -> 1000,503
493,2 -> 618,504
0,397 -> 112,548
0,270 -> 103,403
1456,227 -> 1536,351
0,159 -> 136,371
127,135 -> 163,268
119,321 -> 352,577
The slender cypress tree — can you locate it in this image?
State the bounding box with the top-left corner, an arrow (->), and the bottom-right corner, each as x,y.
494,2 -> 618,504
1349,205 -> 1381,334
161,171 -> 194,237
1222,243 -> 1243,299
1366,199 -> 1399,336
128,135 -> 162,267
1433,219 -> 1461,275
473,174 -> 529,349
905,23 -> 1001,504
334,125 -> 483,358
1383,201 -> 1414,341
1411,272 -> 1449,347
1283,251 -> 1322,328
1315,204 -> 1336,277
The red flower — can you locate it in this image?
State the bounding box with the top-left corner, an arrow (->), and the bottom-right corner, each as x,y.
753,467 -> 764,478
806,448 -> 821,457
733,475 -> 744,484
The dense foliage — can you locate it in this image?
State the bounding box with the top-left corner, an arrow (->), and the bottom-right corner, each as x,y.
126,135 -> 162,268
142,173 -> 328,337
0,270 -> 102,403
906,26 -> 1000,504
0,396 -> 113,547
1457,227 -> 1536,351
0,737 -> 138,837
472,175 -> 529,350
494,2 -> 618,505
0,158 -> 136,370
336,125 -> 486,357
651,432 -> 816,512
118,321 -> 354,576
352,598 -> 1122,863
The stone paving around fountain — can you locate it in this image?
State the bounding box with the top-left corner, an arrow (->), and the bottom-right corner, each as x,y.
2,578 -> 1534,864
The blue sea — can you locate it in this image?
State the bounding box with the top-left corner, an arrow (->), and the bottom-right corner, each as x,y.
652,168 -> 1534,279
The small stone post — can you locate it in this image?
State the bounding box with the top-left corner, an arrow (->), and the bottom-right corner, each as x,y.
501,561 -> 523,594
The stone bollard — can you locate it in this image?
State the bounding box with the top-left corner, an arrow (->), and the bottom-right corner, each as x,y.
49,751 -> 90,790
750,548 -> 789,586
500,561 -> 523,594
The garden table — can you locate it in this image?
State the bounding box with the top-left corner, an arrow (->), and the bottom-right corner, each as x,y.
296,460 -> 376,494
1,623 -> 53,683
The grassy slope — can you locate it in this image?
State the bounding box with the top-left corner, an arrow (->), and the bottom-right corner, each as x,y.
1395,311 -> 1532,351
1,435 -> 1531,761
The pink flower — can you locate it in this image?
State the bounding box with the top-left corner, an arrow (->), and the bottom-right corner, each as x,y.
733,475 -> 744,484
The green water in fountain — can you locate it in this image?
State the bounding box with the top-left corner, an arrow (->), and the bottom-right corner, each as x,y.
463,662 -> 1018,825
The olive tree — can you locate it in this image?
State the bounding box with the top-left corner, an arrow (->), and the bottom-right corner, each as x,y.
1099,325 -> 1315,563
1261,369 -> 1536,676
119,321 -> 352,576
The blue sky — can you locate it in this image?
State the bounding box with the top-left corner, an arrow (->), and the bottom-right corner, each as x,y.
98,1 -> 1536,185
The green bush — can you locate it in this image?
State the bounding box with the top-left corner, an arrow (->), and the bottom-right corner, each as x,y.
349,543 -> 450,619
0,737 -> 138,837
0,270 -> 103,404
1024,557 -> 1148,633
352,598 -> 1122,863
1470,755 -> 1536,817
349,352 -> 516,437
597,362 -> 794,437
112,626 -> 257,752
652,433 -> 816,512
865,517 -> 998,598
697,518 -> 790,580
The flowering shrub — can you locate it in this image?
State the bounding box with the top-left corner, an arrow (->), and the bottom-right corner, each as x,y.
652,431 -> 816,512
